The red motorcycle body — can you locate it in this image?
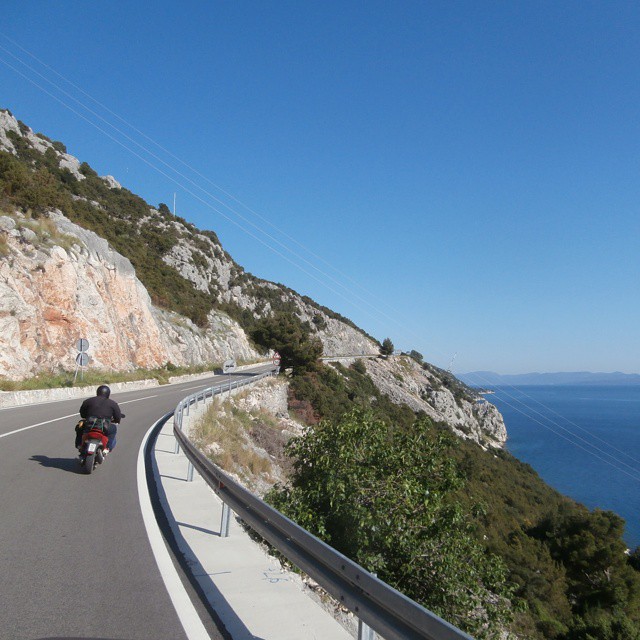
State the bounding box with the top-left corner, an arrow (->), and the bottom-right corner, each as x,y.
80,426 -> 109,474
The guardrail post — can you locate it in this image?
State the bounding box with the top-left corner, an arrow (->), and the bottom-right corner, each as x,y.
358,619 -> 376,640
187,460 -> 195,482
220,502 -> 231,537
173,409 -> 181,453
358,572 -> 377,640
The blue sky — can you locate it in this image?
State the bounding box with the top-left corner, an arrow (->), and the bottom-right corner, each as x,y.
2,2 -> 638,374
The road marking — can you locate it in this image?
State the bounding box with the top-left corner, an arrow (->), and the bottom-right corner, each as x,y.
180,383 -> 220,392
0,413 -> 77,439
120,394 -> 159,404
177,375 -> 263,394
0,393 -> 159,440
137,416 -> 211,640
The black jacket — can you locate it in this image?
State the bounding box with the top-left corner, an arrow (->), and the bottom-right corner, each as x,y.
79,396 -> 122,423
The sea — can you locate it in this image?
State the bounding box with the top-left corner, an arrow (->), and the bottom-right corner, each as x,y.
485,385 -> 640,548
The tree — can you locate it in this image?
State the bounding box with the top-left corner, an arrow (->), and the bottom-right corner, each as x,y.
158,202 -> 171,216
380,337 -> 394,356
531,505 -> 640,619
409,349 -> 424,364
251,312 -> 323,374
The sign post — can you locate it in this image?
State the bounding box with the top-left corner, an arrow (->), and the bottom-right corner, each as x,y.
223,359 -> 237,396
74,338 -> 90,384
272,351 -> 281,370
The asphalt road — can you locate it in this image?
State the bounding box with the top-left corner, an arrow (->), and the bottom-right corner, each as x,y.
0,368 -> 270,640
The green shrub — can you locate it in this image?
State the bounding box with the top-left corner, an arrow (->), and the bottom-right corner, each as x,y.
267,410 -> 515,639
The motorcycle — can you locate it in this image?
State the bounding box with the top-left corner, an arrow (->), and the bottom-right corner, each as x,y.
78,414 -> 125,474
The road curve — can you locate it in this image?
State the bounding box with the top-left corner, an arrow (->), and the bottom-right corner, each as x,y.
0,369 -> 269,640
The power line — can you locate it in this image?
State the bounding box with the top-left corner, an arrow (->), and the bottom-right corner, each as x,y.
0,37 -> 637,488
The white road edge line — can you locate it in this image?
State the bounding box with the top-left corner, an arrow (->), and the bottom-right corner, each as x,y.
137,415 -> 211,640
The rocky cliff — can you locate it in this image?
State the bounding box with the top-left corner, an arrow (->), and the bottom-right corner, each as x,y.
361,356 -> 507,448
0,210 -> 258,378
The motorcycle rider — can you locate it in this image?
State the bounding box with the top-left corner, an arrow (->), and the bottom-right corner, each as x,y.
76,385 -> 122,455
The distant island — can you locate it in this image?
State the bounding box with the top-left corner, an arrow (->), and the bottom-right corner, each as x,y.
458,371 -> 640,387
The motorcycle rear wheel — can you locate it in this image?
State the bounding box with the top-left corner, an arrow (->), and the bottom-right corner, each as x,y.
84,454 -> 94,475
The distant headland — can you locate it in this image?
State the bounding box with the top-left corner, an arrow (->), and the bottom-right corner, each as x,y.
458,371 -> 640,387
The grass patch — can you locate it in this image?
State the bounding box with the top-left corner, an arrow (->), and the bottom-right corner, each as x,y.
0,232 -> 8,257
192,397 -> 275,484
18,213 -> 80,251
0,361 -> 224,392
0,210 -> 79,252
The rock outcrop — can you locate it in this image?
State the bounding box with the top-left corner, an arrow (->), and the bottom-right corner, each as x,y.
161,231 -> 379,358
0,109 -> 85,180
360,356 -> 507,448
0,210 -> 258,378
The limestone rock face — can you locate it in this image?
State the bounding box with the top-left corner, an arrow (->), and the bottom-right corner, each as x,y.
234,377 -> 290,419
0,211 -> 259,379
101,175 -> 122,190
315,317 -> 378,357
161,230 -> 379,359
361,356 -> 507,448
0,110 -> 21,153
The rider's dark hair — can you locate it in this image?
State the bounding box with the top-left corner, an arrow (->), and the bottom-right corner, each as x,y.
96,385 -> 111,398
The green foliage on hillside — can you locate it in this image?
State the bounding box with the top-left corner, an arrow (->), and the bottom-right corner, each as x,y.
289,362 -> 417,428
282,362 -> 640,639
451,440 -> 640,638
268,410 -> 516,639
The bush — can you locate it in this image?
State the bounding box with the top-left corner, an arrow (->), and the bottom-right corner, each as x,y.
351,359 -> 366,374
267,409 -> 515,639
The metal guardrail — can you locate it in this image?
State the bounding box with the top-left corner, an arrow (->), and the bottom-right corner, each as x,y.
171,366 -> 474,640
